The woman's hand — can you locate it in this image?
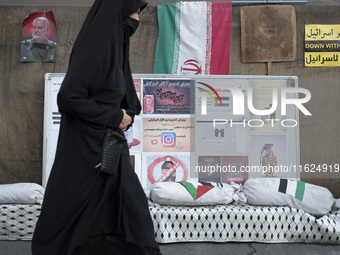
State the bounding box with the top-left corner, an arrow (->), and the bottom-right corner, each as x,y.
119,109 -> 132,132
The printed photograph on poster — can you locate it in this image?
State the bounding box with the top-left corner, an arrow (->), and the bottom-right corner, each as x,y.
130,154 -> 142,183
249,80 -> 287,132
143,153 -> 190,189
195,121 -> 249,155
195,78 -> 249,121
249,135 -> 288,178
143,79 -> 192,114
143,117 -> 193,152
220,156 -> 248,184
125,117 -> 142,152
21,11 -> 57,62
133,78 -> 142,101
197,156 -> 221,183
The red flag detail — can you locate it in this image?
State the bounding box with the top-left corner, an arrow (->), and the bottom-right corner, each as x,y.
196,185 -> 214,199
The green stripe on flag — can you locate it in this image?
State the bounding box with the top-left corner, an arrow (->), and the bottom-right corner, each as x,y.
295,181 -> 305,201
172,1 -> 181,74
180,180 -> 197,200
153,2 -> 177,74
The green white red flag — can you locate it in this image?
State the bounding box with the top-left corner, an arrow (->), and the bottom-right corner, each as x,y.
153,1 -> 232,75
278,179 -> 306,201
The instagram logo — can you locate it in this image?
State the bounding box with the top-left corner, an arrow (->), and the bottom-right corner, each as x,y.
161,132 -> 176,147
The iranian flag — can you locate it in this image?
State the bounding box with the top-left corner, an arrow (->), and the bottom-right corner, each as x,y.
153,1 -> 232,75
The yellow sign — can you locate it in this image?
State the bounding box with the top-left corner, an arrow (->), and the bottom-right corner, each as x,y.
305,52 -> 340,67
305,24 -> 340,67
305,24 -> 340,41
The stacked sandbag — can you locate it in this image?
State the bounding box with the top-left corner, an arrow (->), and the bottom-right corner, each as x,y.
242,178 -> 334,216
333,198 -> 340,211
150,180 -> 239,206
0,183 -> 45,205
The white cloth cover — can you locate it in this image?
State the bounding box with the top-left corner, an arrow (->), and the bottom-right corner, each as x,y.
150,180 -> 235,206
1,203 -> 339,243
242,178 -> 334,216
150,204 -> 340,244
0,183 -> 45,205
0,204 -> 41,240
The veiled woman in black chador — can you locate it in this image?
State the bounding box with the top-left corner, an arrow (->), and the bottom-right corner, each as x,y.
32,0 -> 161,254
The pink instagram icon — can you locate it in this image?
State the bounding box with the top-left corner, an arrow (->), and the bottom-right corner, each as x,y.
161,132 -> 176,147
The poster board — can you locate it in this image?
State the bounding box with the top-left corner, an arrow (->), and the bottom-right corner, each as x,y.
43,74 -> 300,188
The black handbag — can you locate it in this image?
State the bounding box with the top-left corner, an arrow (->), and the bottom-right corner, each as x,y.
95,129 -> 127,175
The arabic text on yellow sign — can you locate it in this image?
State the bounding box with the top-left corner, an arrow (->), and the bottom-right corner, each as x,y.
305,52 -> 340,67
305,24 -> 340,41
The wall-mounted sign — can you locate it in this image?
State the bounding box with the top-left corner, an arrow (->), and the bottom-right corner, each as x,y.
241,5 -> 296,63
21,11 -> 57,63
305,24 -> 340,67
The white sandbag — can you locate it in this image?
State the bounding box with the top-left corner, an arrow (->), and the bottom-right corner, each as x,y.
150,180 -> 235,206
333,198 -> 340,211
0,183 -> 45,205
230,182 -> 247,205
242,178 -> 334,216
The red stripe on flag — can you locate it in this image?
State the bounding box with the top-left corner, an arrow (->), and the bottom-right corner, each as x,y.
196,185 -> 214,199
210,2 -> 232,75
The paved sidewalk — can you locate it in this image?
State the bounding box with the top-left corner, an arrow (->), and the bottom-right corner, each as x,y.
1,241 -> 339,255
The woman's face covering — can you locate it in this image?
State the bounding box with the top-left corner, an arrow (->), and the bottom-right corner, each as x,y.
123,9 -> 141,41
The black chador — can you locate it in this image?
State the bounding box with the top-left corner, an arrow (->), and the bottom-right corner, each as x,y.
32,0 -> 161,254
